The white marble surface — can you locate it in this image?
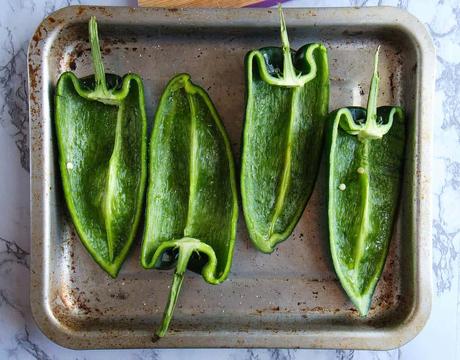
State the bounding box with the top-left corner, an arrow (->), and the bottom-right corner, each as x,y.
0,0 -> 456,358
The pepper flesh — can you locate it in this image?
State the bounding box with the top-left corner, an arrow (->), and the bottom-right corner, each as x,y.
327,48 -> 405,315
55,17 -> 147,277
240,6 -> 329,253
141,74 -> 238,337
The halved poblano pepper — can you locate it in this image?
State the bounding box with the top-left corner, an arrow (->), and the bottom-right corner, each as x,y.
55,17 -> 147,277
240,6 -> 329,253
327,49 -> 405,315
141,74 -> 238,337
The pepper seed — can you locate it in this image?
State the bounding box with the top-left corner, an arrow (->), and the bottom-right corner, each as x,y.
357,167 -> 365,174
339,183 -> 346,191
66,162 -> 73,170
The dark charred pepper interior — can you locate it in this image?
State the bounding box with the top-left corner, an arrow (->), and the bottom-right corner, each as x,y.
54,17 -> 147,277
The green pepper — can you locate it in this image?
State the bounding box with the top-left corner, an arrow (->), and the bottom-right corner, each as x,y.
141,74 -> 238,337
327,48 -> 405,315
55,17 -> 147,277
240,6 -> 329,253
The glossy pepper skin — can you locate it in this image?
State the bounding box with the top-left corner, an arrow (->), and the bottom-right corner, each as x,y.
327,49 -> 405,315
141,74 -> 238,337
240,6 -> 329,253
55,17 -> 147,278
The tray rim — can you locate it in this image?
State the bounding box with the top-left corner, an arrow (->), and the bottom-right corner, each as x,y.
28,5 -> 434,350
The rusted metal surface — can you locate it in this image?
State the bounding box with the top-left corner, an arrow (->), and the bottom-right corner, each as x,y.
28,5 -> 434,349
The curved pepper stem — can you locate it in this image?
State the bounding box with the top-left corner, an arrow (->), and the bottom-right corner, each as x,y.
155,241 -> 197,338
355,46 -> 394,141
273,5 -> 318,87
89,17 -> 108,96
279,5 -> 297,83
364,46 -> 380,131
156,271 -> 186,338
363,46 -> 380,136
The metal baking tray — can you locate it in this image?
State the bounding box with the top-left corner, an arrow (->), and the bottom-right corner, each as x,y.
29,5 -> 434,350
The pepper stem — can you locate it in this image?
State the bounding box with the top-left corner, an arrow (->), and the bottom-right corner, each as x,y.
155,243 -> 196,338
356,46 -> 390,141
278,4 -> 297,82
365,46 -> 380,129
89,16 -> 108,95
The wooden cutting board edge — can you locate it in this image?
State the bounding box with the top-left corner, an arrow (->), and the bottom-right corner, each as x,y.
138,0 -> 264,8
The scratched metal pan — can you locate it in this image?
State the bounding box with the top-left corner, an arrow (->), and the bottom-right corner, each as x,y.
28,5 -> 434,349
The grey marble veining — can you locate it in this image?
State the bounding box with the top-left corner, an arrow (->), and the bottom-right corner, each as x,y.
0,0 -> 458,359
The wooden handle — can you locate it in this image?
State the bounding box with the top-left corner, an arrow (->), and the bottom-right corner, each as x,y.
138,0 -> 263,7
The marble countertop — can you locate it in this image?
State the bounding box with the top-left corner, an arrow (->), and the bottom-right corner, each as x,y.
0,0 -> 457,358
